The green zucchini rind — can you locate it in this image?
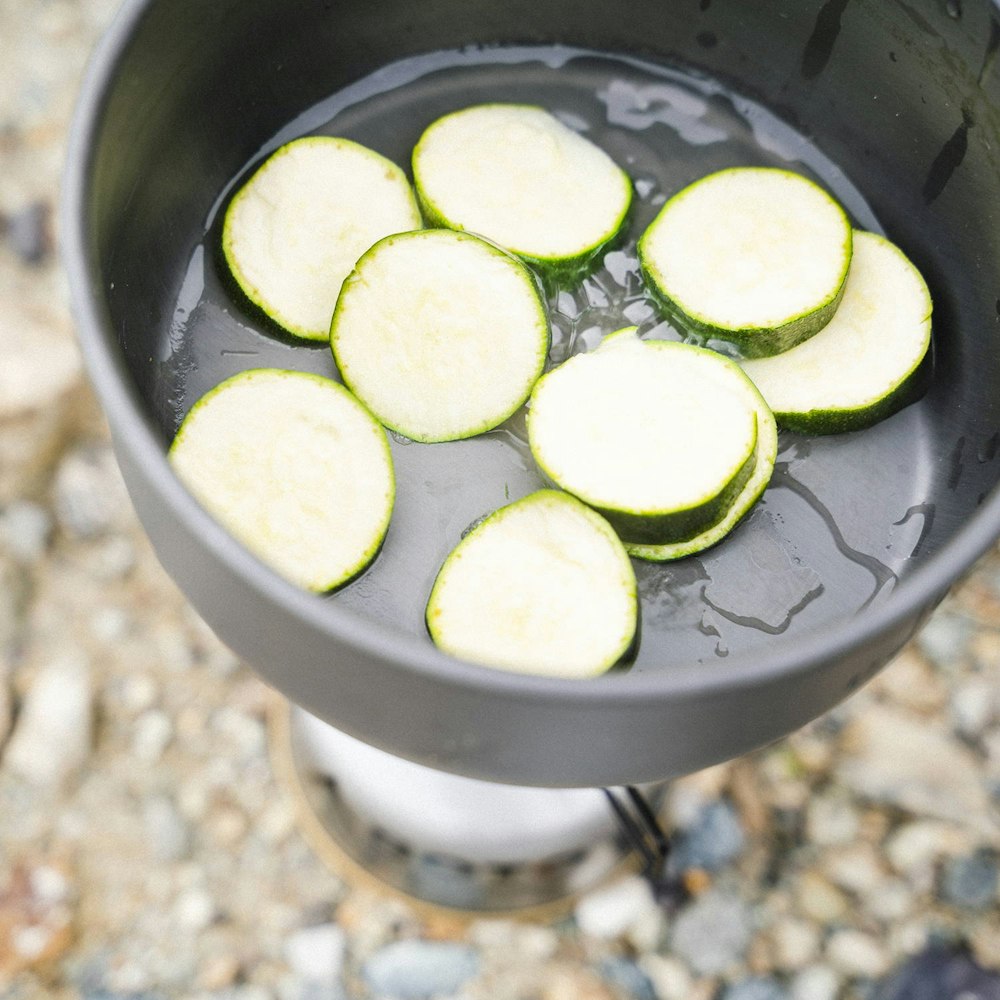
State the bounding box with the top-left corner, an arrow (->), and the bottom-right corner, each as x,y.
739,231 -> 933,434
331,229 -> 549,444
222,136 -> 422,342
413,104 -> 633,279
639,167 -> 853,358
169,369 -> 394,592
426,490 -> 637,678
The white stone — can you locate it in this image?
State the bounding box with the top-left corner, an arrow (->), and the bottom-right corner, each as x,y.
29,865 -> 69,904
836,705 -> 996,836
821,844 -> 887,897
805,791 -> 860,847
639,954 -> 693,1000
952,680 -> 997,738
0,500 -> 51,563
574,874 -> 659,940
121,674 -> 159,714
174,888 -> 215,931
52,445 -> 131,539
863,877 -> 914,922
771,917 -> 820,970
885,821 -> 975,875
790,965 -> 840,1000
825,929 -> 890,979
133,710 -> 173,763
284,923 -> 346,985
89,605 -> 130,643
3,653 -> 91,787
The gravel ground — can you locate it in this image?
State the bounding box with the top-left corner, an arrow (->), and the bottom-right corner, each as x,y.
2,3 -> 999,1000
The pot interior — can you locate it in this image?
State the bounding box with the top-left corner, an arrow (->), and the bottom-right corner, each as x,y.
83,0 -> 1000,677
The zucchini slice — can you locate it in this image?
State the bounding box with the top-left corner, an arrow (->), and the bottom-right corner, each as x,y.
426,490 -> 637,678
625,384 -> 777,562
412,104 -> 632,277
169,369 -> 394,593
738,231 -> 933,434
222,137 -> 422,342
639,167 -> 853,358
527,328 -> 762,546
331,229 -> 549,443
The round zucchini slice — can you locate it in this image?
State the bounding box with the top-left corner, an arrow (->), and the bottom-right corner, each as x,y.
222,136 -> 422,342
412,104 -> 632,277
639,167 -> 853,358
527,328 -> 761,546
625,386 -> 777,562
169,369 -> 394,593
738,231 -> 933,434
331,229 -> 549,443
426,490 -> 637,678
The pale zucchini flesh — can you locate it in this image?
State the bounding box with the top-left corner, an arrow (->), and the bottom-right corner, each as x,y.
331,229 -> 549,443
626,387 -> 778,561
169,369 -> 394,593
222,137 -> 422,342
739,231 -> 933,434
426,490 -> 637,678
413,104 -> 633,276
527,329 -> 760,545
639,167 -> 853,358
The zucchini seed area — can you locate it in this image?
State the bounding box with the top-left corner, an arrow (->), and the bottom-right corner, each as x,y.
528,331 -> 758,531
427,491 -> 637,678
413,104 -> 632,266
169,370 -> 394,592
223,137 -> 421,341
739,231 -> 932,429
640,168 -> 851,342
332,230 -> 548,443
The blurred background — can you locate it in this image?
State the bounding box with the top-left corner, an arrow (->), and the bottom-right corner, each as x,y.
1,2 -> 999,999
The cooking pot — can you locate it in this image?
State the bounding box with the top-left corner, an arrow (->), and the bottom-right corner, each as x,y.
64,0 -> 1000,787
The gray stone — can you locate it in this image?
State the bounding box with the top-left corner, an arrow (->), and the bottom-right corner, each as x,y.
599,958 -> 657,1000
53,446 -> 131,540
836,706 -> 996,836
0,499 -> 52,563
673,800 -> 746,871
4,201 -> 52,264
940,851 -> 999,909
3,653 -> 91,787
722,977 -> 790,1000
916,613 -> 972,668
670,889 -> 753,976
143,795 -> 190,862
362,941 -> 479,1000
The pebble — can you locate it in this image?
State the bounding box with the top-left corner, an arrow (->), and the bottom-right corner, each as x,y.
873,649 -> 947,714
574,875 -> 659,940
132,710 -> 173,763
795,872 -> 848,924
789,965 -> 841,1000
3,653 -> 91,787
637,955 -> 692,1000
770,918 -> 821,970
863,877 -> 914,922
885,821 -> 972,877
362,941 -> 479,1000
4,200 -> 52,264
721,977 -> 790,1000
672,800 -> 746,872
836,705 -> 993,834
940,851 -> 999,909
53,445 -> 131,540
599,958 -> 657,1000
805,790 -> 860,847
916,613 -> 972,668
143,795 -> 190,862
670,889 -> 753,976
821,844 -> 887,897
174,888 -> 216,932
951,680 -> 997,739
0,499 -> 52,563
872,943 -> 1000,1000
284,923 -> 346,987
826,929 -> 890,979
